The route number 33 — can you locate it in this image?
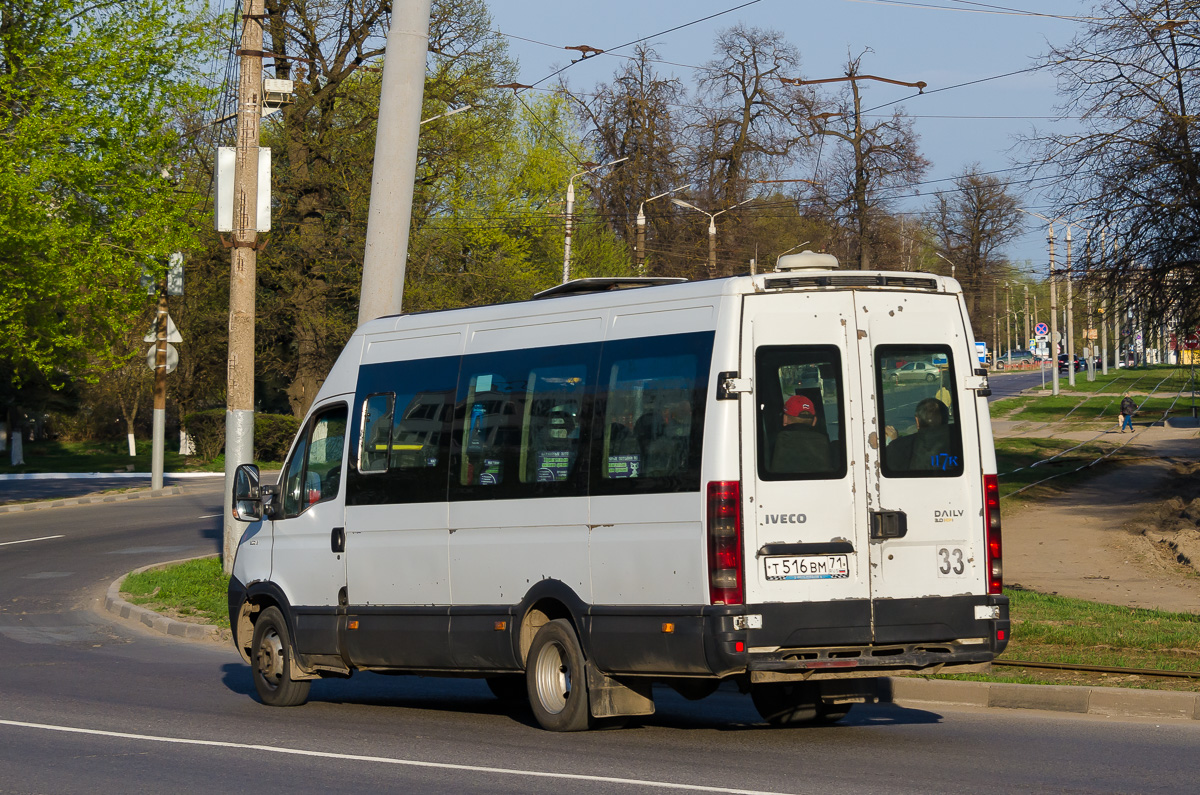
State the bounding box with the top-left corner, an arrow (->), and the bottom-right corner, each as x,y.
937,546 -> 966,576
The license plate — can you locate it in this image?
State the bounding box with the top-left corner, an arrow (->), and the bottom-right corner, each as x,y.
763,554 -> 850,581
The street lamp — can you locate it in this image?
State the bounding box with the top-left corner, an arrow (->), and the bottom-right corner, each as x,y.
562,157 -> 629,283
932,251 -> 956,279
671,196 -> 755,277
420,104 -> 472,125
635,183 -> 691,274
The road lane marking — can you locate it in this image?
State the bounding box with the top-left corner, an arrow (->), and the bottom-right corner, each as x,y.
0,535 -> 65,548
0,718 -> 795,794
197,515 -> 221,519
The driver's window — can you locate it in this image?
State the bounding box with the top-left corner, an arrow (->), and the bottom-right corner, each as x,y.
280,404 -> 348,518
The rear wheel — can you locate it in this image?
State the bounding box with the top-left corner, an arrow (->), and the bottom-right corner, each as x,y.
526,619 -> 591,731
751,682 -> 820,726
251,606 -> 311,707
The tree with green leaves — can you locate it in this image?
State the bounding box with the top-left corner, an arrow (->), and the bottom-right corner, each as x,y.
0,0 -> 212,448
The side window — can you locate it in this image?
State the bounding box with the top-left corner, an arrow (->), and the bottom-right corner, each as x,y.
756,346 -> 846,480
358,393 -> 395,473
591,332 -> 714,495
280,404 -> 348,518
347,356 -> 457,506
451,343 -> 598,501
877,345 -> 963,478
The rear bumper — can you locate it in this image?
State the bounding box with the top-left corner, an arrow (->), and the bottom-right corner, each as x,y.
588,593 -> 1009,679
707,593 -> 1009,678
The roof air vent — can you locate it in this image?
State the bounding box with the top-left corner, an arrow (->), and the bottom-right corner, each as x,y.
775,251 -> 840,271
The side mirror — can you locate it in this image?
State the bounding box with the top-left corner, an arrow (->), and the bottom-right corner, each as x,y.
232,464 -> 262,522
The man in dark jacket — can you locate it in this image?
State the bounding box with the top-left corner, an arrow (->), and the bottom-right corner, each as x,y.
1120,394 -> 1136,432
885,398 -> 951,471
771,395 -> 832,474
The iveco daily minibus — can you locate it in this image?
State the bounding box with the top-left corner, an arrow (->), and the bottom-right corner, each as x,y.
229,253 -> 1008,731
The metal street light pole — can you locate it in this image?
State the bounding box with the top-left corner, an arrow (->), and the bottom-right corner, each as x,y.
562,157 -> 628,283
672,197 -> 754,277
635,183 -> 690,274
933,250 -> 956,279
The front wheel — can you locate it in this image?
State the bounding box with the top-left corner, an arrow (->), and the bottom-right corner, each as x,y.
251,606 -> 311,707
526,619 -> 591,731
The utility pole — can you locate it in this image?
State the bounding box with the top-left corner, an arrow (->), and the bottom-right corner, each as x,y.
992,281 -> 998,366
359,0 -> 433,324
1024,284 -> 1030,348
1005,282 -> 1012,365
1065,226 -> 1076,387
1049,225 -> 1060,396
223,0 -> 265,574
151,286 -> 169,492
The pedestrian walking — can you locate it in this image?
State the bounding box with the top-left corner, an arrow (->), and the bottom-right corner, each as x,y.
1119,393 -> 1136,432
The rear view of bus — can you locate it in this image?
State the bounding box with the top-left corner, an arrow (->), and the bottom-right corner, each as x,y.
719,258 -> 1008,724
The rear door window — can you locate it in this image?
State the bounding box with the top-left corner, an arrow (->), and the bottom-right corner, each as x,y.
876,345 -> 963,477
755,345 -> 846,480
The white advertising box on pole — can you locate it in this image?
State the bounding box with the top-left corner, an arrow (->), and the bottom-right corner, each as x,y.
214,147 -> 271,232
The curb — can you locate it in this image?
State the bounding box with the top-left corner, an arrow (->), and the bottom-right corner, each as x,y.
884,676 -> 1200,721
104,556 -> 224,642
1,485 -> 186,513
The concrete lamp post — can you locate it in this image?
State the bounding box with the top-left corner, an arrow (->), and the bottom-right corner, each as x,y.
635,183 -> 691,273
562,157 -> 628,283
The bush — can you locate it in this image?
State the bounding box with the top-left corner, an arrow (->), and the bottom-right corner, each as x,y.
182,409 -> 299,463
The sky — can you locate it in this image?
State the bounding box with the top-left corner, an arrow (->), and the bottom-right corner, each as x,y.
487,0 -> 1097,273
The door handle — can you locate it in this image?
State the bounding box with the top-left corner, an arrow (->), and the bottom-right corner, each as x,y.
331,526 -> 346,553
869,511 -> 907,540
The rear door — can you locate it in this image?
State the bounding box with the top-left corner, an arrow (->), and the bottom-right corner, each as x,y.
740,291 -> 872,638
856,290 -> 987,616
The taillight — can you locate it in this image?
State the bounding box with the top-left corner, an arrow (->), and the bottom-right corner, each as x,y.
983,474 -> 1003,594
707,481 -> 744,605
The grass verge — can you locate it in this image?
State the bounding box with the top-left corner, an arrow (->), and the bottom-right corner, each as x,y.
0,440 -> 282,476
123,560 -> 1200,691
121,556 -> 230,629
994,437 -> 1126,503
933,588 -> 1200,692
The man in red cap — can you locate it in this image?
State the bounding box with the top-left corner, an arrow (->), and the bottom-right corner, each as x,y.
771,395 -> 832,474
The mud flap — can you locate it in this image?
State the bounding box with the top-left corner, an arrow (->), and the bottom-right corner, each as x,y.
586,664 -> 656,718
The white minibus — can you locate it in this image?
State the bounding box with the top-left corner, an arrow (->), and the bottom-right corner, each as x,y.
229,255 -> 1008,731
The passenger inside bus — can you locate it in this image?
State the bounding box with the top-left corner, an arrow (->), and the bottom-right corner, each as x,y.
884,397 -> 951,471
770,394 -> 832,474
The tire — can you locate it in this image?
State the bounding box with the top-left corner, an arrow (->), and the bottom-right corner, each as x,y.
251,606 -> 311,707
994,361 -> 1005,371
526,619 -> 591,731
751,682 -> 820,726
815,703 -> 852,724
485,674 -> 527,703
925,372 -> 936,381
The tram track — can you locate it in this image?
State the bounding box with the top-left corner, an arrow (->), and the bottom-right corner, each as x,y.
998,368 -> 1191,499
993,659 -> 1200,681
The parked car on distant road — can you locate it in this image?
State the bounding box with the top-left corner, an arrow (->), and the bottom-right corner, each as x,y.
889,360 -> 942,383
992,350 -> 1040,370
1058,354 -> 1084,373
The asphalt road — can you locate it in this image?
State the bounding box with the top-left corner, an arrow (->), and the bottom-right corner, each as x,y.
2,486 -> 1199,792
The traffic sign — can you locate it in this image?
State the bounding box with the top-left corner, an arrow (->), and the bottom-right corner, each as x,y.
1184,332 -> 1200,351
1035,322 -> 1049,336
146,343 -> 179,373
